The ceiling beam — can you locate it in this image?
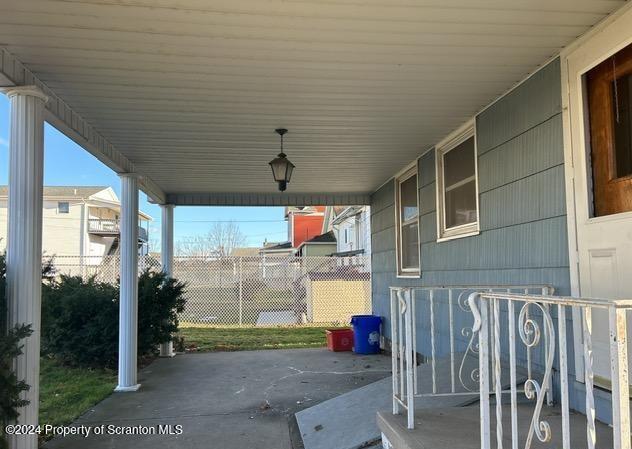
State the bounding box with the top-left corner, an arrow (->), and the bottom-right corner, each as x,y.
164,192 -> 371,206
0,47 -> 166,204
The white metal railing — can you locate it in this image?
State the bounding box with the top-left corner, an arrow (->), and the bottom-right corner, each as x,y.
389,285 -> 553,430
471,291 -> 631,449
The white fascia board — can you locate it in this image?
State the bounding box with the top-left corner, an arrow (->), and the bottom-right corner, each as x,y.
0,48 -> 166,204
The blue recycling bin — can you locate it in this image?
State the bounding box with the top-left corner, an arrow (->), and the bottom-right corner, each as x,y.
351,315 -> 382,354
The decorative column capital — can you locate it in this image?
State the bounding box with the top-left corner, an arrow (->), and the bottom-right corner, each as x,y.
0,85 -> 48,103
118,172 -> 141,180
160,203 -> 175,210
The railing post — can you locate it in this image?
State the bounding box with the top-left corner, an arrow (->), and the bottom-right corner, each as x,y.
558,304 -> 571,449
430,289 -> 437,395
507,294 -> 518,449
404,288 -> 415,430
412,288 -> 418,395
390,289 -> 400,415
493,298 -> 503,449
583,307 -> 597,449
478,294 -> 491,449
609,307 -> 631,449
238,257 -> 243,326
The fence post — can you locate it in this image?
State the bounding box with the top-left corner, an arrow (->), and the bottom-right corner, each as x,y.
238,257 -> 243,326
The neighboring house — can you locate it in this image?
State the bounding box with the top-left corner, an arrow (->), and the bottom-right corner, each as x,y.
259,206 -> 327,257
258,241 -> 294,257
230,247 -> 260,257
323,205 -> 371,257
286,206 -> 326,248
0,186 -> 151,262
295,230 -> 337,257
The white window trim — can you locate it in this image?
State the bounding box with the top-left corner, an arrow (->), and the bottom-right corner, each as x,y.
395,163 -> 421,278
435,120 -> 480,242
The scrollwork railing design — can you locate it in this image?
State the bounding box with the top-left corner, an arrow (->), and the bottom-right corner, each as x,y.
470,291 -> 632,449
518,302 -> 555,447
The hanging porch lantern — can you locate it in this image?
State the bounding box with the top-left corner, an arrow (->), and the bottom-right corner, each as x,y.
268,128 -> 295,192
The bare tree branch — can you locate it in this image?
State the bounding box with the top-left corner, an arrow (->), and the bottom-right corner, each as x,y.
175,221 -> 246,257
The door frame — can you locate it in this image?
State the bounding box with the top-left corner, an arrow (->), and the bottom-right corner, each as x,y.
561,1 -> 632,382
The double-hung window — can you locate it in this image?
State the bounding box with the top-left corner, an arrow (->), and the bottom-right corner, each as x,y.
395,166 -> 420,276
436,124 -> 479,240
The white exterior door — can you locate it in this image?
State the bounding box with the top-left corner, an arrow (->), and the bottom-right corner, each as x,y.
565,5 -> 632,385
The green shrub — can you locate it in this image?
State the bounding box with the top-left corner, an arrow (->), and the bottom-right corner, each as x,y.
0,254 -> 33,449
137,270 -> 186,357
41,270 -> 186,369
41,276 -> 119,368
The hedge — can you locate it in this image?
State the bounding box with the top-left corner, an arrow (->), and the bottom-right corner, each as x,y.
41,269 -> 186,369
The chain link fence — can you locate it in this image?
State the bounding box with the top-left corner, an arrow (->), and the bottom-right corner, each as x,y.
49,254 -> 371,327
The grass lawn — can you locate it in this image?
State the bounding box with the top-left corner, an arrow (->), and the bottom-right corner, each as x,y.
39,358 -> 116,429
179,325 -> 347,352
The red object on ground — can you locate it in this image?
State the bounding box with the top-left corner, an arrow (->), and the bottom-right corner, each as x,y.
326,329 -> 354,352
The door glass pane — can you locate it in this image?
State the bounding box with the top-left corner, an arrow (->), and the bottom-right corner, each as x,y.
613,73 -> 632,178
586,43 -> 632,216
400,175 -> 418,222
401,222 -> 419,269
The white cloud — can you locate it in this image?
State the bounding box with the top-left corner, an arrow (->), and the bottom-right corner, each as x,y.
0,137 -> 8,147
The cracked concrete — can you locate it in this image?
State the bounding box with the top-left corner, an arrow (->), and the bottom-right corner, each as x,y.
44,348 -> 391,449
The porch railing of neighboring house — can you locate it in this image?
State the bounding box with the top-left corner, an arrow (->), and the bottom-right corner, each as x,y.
87,219 -> 148,241
389,285 -> 553,429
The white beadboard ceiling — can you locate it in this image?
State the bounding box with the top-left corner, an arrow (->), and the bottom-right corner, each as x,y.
0,0 -> 626,198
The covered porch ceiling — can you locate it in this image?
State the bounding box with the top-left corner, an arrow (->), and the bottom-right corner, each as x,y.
0,0 -> 626,205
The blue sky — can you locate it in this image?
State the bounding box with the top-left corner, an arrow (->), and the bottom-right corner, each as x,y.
0,94 -> 288,248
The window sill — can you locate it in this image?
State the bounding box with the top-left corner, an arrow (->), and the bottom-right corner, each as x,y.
396,272 -> 421,279
437,227 -> 480,243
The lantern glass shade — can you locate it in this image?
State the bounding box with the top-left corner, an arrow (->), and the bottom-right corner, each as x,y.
269,153 -> 295,183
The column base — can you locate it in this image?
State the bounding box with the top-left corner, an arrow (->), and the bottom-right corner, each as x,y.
159,352 -> 176,358
114,384 -> 141,392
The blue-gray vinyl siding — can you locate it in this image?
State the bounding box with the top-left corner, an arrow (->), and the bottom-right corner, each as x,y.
374,59 -> 568,362
371,58 -> 569,329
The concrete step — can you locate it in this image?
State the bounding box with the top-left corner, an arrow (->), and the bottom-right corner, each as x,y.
295,356 -> 480,449
378,403 -> 614,449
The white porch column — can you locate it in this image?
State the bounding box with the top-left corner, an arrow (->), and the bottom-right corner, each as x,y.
159,204 -> 175,357
2,86 -> 47,449
115,173 -> 140,392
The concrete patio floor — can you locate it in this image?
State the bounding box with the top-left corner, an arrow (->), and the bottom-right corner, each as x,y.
44,348 -> 392,449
